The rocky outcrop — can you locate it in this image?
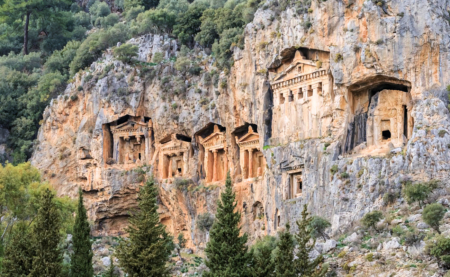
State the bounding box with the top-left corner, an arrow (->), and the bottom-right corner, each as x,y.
32,0 -> 450,257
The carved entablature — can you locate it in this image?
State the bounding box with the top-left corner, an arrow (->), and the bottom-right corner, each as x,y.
199,124 -> 228,183
235,125 -> 265,179
102,115 -> 153,166
158,134 -> 191,179
268,48 -> 333,143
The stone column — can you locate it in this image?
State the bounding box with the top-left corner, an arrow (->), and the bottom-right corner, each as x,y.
248,148 -> 254,178
148,127 -> 153,162
168,157 -> 173,179
183,151 -> 188,176
212,150 -> 218,182
224,148 -> 228,178
113,134 -> 119,162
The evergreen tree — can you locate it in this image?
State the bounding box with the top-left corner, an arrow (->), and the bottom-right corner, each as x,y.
204,172 -> 251,277
70,187 -> 93,277
104,256 -> 117,277
274,224 -> 295,277
0,0 -> 72,54
115,178 -> 172,276
2,222 -> 35,276
250,245 -> 275,277
29,188 -> 63,277
294,204 -> 328,277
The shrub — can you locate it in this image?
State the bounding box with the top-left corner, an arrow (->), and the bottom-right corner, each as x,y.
77,86 -> 83,91
330,165 -> 338,174
316,60 -> 322,68
89,1 -> 111,17
340,172 -> 349,179
152,52 -> 164,63
197,212 -> 214,232
124,5 -> 145,21
383,191 -> 397,205
403,182 -> 433,208
171,103 -> 178,109
174,178 -> 191,190
403,231 -> 425,246
70,95 -> 79,101
361,210 -> 383,231
100,13 -> 120,28
113,43 -> 138,64
429,236 -> 450,268
309,216 -> 331,240
422,203 -> 446,234
334,53 -> 343,62
365,253 -> 373,262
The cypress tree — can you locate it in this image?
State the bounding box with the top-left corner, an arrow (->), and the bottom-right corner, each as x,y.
115,178 -> 172,276
204,172 -> 251,277
294,204 -> 328,277
70,187 -> 93,277
2,222 -> 35,276
250,245 -> 275,277
29,188 -> 63,277
274,224 -> 296,277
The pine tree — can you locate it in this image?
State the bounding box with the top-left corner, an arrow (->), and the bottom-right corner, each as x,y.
104,256 -> 117,277
274,224 -> 295,277
70,187 -> 93,277
204,172 -> 251,277
250,245 -> 275,277
115,178 -> 172,276
294,204 -> 328,277
29,188 -> 63,277
2,222 -> 35,276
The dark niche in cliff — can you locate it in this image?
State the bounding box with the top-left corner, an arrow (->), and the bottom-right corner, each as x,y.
344,75 -> 413,153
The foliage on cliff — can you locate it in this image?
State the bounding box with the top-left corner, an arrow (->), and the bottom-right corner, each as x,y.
204,172 -> 252,277
115,178 -> 173,276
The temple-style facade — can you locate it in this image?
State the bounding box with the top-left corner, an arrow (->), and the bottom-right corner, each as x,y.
236,125 -> 265,179
102,115 -> 153,165
199,124 -> 228,183
157,134 -> 191,180
269,49 -> 333,143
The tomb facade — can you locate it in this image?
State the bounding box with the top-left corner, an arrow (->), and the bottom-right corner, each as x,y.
102,115 -> 153,165
157,134 -> 191,179
199,124 -> 228,183
344,76 -> 413,153
269,48 -> 333,143
235,125 -> 265,179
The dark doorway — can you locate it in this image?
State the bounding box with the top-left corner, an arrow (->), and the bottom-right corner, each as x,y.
403,105 -> 408,138
138,153 -> 141,160
382,130 -> 391,140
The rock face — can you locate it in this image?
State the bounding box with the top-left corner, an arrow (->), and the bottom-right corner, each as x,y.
31,0 -> 450,252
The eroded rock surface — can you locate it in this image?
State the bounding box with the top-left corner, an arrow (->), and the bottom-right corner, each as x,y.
32,0 -> 450,259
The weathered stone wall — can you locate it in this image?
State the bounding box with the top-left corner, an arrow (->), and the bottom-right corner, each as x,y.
31,0 -> 450,251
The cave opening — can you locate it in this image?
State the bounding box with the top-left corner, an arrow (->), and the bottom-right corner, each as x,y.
382,130 -> 391,140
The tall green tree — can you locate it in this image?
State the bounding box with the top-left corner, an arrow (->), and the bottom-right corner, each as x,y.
274,224 -> 295,277
250,245 -> 275,277
70,187 -> 93,277
204,172 -> 251,277
115,178 -> 173,276
29,188 -> 63,277
294,204 -> 328,277
2,222 -> 35,276
0,0 -> 72,54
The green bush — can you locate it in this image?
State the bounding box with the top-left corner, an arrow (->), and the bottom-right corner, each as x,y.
309,216 -> 331,240
429,236 -> 450,268
197,212 -> 214,232
89,1 -> 111,18
330,165 -> 338,174
422,203 -> 446,234
340,172 -> 349,179
152,52 -> 164,63
361,210 -> 383,231
124,5 -> 145,21
403,182 -> 436,208
100,13 -> 120,28
113,43 -> 139,64
383,191 -> 397,205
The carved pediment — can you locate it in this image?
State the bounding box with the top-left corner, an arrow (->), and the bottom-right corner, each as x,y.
237,126 -> 260,146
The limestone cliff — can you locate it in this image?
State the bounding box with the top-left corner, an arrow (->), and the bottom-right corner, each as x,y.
32,0 -> 450,261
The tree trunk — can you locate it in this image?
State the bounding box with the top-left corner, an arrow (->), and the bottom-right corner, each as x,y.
23,11 -> 31,55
